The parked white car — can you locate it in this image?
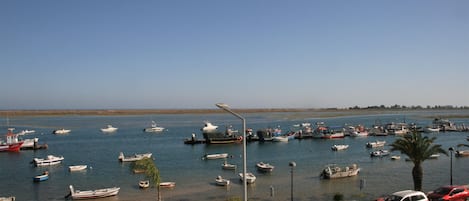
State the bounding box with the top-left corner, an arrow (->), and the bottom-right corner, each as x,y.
375,190 -> 428,201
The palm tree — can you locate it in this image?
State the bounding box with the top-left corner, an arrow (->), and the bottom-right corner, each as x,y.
132,158 -> 161,200
390,131 -> 447,191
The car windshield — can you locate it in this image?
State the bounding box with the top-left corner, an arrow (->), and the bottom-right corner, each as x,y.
385,195 -> 403,201
434,187 -> 452,195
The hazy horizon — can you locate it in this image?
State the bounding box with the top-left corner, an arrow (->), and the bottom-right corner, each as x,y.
2,1 -> 468,110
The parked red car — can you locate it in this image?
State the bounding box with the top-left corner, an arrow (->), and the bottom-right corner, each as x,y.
427,185 -> 469,201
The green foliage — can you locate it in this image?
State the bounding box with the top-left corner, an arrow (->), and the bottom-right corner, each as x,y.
390,131 -> 447,190
225,197 -> 242,201
132,158 -> 160,187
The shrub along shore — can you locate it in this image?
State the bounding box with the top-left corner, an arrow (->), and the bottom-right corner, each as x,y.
2,108 -> 469,119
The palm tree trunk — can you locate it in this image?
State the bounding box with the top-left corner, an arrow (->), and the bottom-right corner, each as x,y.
157,186 -> 161,201
412,163 -> 423,191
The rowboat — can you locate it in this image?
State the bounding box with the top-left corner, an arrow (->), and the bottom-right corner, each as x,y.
69,165 -> 87,171
33,171 -> 49,182
215,176 -> 230,186
68,185 -> 120,199
221,161 -> 236,170
159,182 -> 176,188
203,153 -> 229,160
139,180 -> 150,188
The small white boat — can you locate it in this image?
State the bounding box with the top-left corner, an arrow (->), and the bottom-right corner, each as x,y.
69,165 -> 87,171
101,125 -> 118,133
201,121 -> 218,133
215,175 -> 230,186
143,121 -> 165,132
256,162 -> 275,172
429,154 -> 440,159
423,126 -> 440,133
18,129 -> 36,135
320,164 -> 360,179
68,185 -> 120,199
203,153 -> 229,160
139,180 -> 150,188
239,172 -> 256,184
391,155 -> 401,160
366,140 -> 386,148
33,171 -> 49,182
33,155 -> 64,166
53,129 -> 71,134
331,144 -> 349,151
272,136 -> 289,142
118,152 -> 152,162
221,161 -> 236,170
159,182 -> 176,188
370,149 -> 390,157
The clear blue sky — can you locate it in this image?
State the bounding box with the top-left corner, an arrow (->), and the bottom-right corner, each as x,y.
1,1 -> 468,110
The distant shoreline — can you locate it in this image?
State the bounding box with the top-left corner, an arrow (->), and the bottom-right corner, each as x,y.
2,108 -> 469,119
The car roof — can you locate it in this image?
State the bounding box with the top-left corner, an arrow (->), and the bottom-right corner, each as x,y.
393,190 -> 425,197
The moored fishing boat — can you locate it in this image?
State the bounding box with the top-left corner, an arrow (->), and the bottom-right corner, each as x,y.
256,162 -> 275,172
366,140 -> 386,148
68,185 -> 120,199
320,164 -> 360,179
239,172 -> 256,184
221,160 -> 236,170
215,175 -> 230,186
331,144 -> 349,151
101,125 -> 118,133
455,150 -> 469,157
0,128 -> 24,152
53,128 -> 71,134
33,155 -> 64,166
143,121 -> 164,132
118,152 -> 152,162
370,149 -> 390,157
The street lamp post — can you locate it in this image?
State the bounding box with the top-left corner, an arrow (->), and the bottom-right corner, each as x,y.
289,161 -> 296,201
449,147 -> 454,185
216,103 -> 247,201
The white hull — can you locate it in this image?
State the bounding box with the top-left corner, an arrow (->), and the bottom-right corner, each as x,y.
239,172 -> 256,184
203,153 -> 228,160
34,155 -> 64,166
321,164 -> 360,179
69,185 -> 120,199
69,165 -> 87,171
159,182 -> 176,188
53,129 -> 71,134
215,176 -> 230,186
331,144 -> 349,151
101,125 -> 118,133
118,152 -> 152,162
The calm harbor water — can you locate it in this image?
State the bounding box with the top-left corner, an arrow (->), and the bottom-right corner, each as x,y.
1,110 -> 469,201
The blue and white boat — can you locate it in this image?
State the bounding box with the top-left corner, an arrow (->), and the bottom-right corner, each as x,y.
33,171 -> 49,182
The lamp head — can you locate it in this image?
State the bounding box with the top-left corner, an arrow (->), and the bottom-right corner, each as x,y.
449,147 -> 454,152
289,161 -> 296,167
215,103 -> 229,109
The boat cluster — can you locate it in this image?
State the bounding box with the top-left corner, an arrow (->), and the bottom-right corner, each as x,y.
202,152 -> 277,186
